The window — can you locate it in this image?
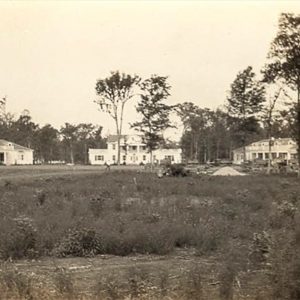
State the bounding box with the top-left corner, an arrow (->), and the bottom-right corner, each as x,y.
95,155 -> 104,161
265,153 -> 269,159
123,155 -> 126,161
279,152 -> 287,159
112,144 -> 116,150
18,151 -> 24,160
272,153 -> 277,159
258,153 -> 263,159
140,146 -> 146,151
252,153 -> 256,159
143,155 -> 146,161
165,155 -> 174,161
112,155 -> 116,161
132,146 -> 137,151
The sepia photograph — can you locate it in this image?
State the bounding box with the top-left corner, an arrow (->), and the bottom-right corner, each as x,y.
0,0 -> 300,299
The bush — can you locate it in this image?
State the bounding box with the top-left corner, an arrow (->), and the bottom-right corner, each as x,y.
53,228 -> 103,257
0,216 -> 38,259
168,164 -> 188,177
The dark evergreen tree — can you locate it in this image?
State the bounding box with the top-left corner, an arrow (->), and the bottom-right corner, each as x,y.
131,75 -> 173,168
227,66 -> 265,161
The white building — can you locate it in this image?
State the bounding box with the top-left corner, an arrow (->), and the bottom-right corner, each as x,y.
233,138 -> 298,164
89,134 -> 182,165
0,139 -> 34,165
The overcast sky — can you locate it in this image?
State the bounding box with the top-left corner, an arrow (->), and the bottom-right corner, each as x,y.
0,1 -> 299,136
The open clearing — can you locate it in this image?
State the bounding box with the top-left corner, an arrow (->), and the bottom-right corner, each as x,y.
0,168 -> 299,299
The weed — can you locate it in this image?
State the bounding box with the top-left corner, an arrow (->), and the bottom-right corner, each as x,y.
53,267 -> 75,298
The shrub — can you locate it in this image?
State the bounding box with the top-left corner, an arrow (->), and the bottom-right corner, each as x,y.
53,228 -> 103,257
0,216 -> 38,259
168,164 -> 188,177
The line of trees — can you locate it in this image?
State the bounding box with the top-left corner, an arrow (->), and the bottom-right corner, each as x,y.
1,13 -> 298,168
94,14 -> 300,169
0,110 -> 106,164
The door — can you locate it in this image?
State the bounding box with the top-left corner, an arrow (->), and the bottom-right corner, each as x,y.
0,152 -> 4,164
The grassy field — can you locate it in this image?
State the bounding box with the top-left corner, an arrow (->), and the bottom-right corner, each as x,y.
0,168 -> 299,299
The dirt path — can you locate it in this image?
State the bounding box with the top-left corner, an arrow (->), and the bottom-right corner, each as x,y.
3,249 -> 219,297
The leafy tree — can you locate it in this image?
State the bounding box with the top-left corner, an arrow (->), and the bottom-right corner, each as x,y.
260,83 -> 289,173
177,104 -> 232,163
95,71 -> 140,165
10,111 -> 39,149
176,102 -> 209,162
35,124 -> 59,163
131,75 -> 173,168
77,123 -> 96,164
227,66 -> 265,162
209,109 -> 232,161
263,13 -> 300,174
60,123 -> 79,164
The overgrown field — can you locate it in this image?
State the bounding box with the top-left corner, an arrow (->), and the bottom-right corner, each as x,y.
0,170 -> 299,299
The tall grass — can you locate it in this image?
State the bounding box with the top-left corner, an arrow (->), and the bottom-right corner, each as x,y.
0,171 -> 299,299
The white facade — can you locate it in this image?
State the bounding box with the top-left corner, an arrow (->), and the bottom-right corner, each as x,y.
233,138 -> 298,164
89,134 -> 182,165
0,139 -> 34,165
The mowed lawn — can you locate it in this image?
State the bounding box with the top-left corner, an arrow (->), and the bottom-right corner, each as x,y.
0,164 -> 142,181
0,170 -> 299,299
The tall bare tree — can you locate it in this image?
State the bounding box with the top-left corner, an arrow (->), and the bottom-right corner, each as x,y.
95,71 -> 140,165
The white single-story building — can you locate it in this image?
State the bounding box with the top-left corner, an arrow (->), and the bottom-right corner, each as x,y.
0,139 -> 34,165
233,138 -> 298,164
89,134 -> 182,165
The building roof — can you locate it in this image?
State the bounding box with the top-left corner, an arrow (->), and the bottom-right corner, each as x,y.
233,137 -> 296,153
106,134 -> 143,143
0,139 -> 33,151
106,135 -> 126,143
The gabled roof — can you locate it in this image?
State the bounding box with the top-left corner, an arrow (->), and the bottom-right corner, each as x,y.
106,135 -> 127,143
233,137 -> 296,152
106,134 -> 144,143
0,139 -> 33,151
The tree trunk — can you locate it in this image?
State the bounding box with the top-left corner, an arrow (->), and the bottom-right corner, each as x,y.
190,134 -> 193,161
117,134 -> 121,166
114,115 -> 120,166
267,118 -> 272,175
297,83 -> 300,178
118,102 -> 125,166
216,139 -> 220,160
150,149 -> 153,172
267,139 -> 272,175
70,144 -> 74,164
84,143 -> 88,165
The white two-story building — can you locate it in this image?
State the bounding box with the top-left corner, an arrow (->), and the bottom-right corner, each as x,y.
233,138 -> 298,164
89,134 -> 182,165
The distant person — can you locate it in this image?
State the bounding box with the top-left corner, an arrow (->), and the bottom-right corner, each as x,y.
105,160 -> 111,171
